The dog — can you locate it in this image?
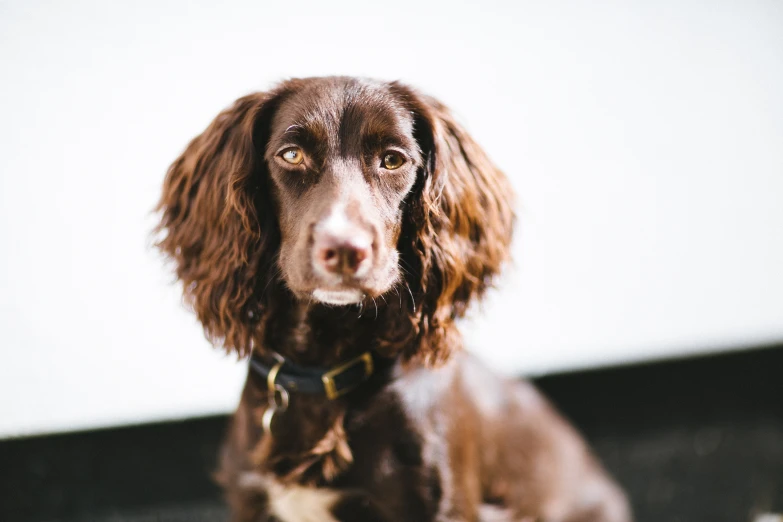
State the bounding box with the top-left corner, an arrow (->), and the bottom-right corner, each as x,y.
155,76 -> 632,521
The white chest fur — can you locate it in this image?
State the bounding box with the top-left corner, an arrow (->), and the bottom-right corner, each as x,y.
239,472 -> 341,522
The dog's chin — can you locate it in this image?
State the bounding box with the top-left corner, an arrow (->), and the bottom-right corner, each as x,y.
312,288 -> 365,306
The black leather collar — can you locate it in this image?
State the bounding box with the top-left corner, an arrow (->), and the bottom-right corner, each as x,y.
249,351 -> 381,400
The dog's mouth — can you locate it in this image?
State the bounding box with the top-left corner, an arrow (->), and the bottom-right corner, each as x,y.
312,288 -> 365,305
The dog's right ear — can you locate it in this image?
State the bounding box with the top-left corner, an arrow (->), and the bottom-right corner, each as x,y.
155,89 -> 289,356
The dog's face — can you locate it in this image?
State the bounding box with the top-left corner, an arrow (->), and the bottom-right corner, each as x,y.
265,79 -> 421,305
156,76 -> 515,360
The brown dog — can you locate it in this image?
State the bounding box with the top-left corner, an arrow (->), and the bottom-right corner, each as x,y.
156,76 -> 631,521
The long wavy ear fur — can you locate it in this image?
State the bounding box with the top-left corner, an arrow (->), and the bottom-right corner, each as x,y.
392,84 -> 516,366
155,90 -> 288,356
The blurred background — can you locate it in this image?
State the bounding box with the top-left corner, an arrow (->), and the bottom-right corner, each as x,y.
1,1 -> 782,519
3,0 -> 782,438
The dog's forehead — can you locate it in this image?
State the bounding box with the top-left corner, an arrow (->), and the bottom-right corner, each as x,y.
271,79 -> 415,143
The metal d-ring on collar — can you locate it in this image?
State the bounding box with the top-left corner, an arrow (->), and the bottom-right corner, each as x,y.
261,355 -> 290,433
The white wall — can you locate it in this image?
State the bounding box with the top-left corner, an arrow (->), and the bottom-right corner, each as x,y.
1,0 -> 782,438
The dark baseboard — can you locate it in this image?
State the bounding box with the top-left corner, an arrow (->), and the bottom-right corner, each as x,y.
535,344 -> 783,522
2,345 -> 782,522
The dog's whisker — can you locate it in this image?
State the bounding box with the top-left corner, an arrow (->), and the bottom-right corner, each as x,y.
259,272 -> 279,300
258,261 -> 283,301
397,260 -> 413,277
398,256 -> 418,275
404,282 -> 416,313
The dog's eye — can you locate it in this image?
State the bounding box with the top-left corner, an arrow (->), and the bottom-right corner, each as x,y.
281,148 -> 304,165
382,152 -> 405,170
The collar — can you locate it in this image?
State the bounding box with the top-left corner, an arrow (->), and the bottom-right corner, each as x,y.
249,351 -> 378,400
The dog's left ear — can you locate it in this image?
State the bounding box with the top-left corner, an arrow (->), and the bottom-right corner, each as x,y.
390,83 -> 516,365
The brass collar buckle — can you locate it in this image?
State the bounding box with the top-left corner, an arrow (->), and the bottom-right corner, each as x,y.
321,352 -> 374,400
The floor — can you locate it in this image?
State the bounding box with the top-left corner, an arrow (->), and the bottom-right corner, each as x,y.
2,345 -> 782,522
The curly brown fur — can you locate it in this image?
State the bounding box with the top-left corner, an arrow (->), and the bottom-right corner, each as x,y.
156,77 -> 631,522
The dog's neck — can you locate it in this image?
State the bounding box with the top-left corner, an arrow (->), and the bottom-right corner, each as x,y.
260,292 -> 412,367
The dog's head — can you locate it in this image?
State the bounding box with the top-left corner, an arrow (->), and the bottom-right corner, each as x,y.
156,77 -> 514,364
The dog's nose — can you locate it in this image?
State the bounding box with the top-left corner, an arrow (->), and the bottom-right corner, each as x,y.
314,232 -> 372,277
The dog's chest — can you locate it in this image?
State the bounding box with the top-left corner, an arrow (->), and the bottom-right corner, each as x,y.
239,472 -> 341,522
239,385 -> 443,522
